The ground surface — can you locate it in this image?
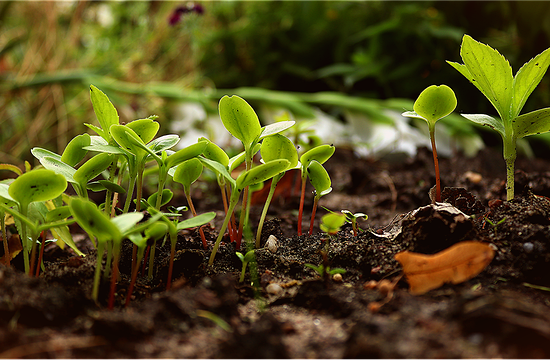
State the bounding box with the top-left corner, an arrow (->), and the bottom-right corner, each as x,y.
2,146 -> 550,358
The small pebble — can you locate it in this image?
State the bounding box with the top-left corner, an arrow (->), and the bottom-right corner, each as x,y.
266,235 -> 278,254
464,171 -> 483,184
332,273 -> 343,282
266,283 -> 283,295
523,242 -> 534,254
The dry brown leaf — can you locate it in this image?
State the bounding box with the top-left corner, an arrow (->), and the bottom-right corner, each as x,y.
0,234 -> 22,265
394,241 -> 494,295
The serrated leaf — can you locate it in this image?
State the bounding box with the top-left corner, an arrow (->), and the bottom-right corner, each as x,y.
457,35 -> 514,121
514,108 -> 550,139
61,134 -> 91,167
512,47 -> 550,118
461,113 -> 505,137
219,95 -> 262,150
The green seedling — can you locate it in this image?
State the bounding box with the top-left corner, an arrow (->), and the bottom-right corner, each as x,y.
5,169 -> 68,274
402,85 -> 457,203
256,134 -> 299,247
236,249 -> 255,283
307,160 -> 332,235
69,197 -> 165,308
320,212 -> 347,237
207,159 -> 291,266
218,95 -> 294,247
448,34 -> 550,200
147,208 -> 216,290
297,144 -> 335,235
172,157 -> 209,249
305,262 -> 346,278
341,210 -> 368,236
125,221 -> 169,306
485,216 -> 506,234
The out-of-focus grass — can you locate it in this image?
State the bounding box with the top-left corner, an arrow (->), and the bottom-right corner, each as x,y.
0,1 -> 204,164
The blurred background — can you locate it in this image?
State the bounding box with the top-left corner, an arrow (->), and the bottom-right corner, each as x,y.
1,1 -> 550,165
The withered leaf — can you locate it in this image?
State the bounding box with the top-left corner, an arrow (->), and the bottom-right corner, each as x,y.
394,241 -> 494,295
1,234 -> 22,265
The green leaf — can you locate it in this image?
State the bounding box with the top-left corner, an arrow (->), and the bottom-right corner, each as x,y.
199,156 -> 236,188
61,134 -> 91,167
461,114 -> 505,137
9,169 -> 67,207
200,138 -> 229,167
300,144 -> 335,169
31,147 -> 62,162
111,212 -> 145,235
236,159 -> 290,190
126,118 -> 160,145
307,160 -> 332,197
148,134 -> 180,154
49,225 -> 85,257
219,95 -> 262,150
87,180 -> 127,194
0,183 -> 16,206
69,198 -> 121,242
176,211 -> 216,230
514,108 -> 550,139
165,140 -> 207,169
260,134 -> 299,168
412,85 -> 457,124
90,85 -> 119,141
320,213 -> 346,234
45,206 -> 72,223
259,121 -> 295,140
452,34 -> 514,121
145,222 -> 169,242
36,156 -> 77,184
147,189 -> 173,208
73,153 -> 114,186
173,158 -> 203,194
512,47 -> 550,118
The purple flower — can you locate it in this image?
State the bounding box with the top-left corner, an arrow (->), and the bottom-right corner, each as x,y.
168,3 -> 204,26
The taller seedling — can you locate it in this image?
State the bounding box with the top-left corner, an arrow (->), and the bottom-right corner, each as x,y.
403,85 -> 457,203
448,34 -> 550,200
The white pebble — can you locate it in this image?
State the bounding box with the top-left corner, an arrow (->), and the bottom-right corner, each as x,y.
332,273 -> 343,282
266,283 -> 283,295
266,235 -> 278,253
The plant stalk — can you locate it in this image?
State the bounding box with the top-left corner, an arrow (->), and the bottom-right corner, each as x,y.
297,175 -> 307,236
256,174 -> 282,248
429,126 -> 441,203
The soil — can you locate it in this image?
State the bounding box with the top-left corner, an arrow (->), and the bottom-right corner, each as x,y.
2,146 -> 550,358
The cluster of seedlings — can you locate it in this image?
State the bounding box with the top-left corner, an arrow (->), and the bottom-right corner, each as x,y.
0,34 -> 549,309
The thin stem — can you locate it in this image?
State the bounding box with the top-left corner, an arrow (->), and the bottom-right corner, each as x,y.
125,252 -> 143,306
186,192 -> 208,249
209,191 -> 240,266
308,195 -> 319,236
92,240 -> 105,303
148,239 -> 157,279
166,231 -> 177,290
429,126 -> 441,203
256,175 -> 281,248
108,245 -> 121,310
297,174 -> 307,236
2,215 -> 9,267
503,136 -> 517,201
123,176 -> 137,213
236,186 -> 249,249
35,231 -> 46,277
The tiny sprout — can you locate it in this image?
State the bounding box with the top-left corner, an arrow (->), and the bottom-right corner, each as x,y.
236,249 -> 255,283
341,210 -> 368,236
320,213 -> 346,237
403,85 -> 457,203
304,263 -> 346,278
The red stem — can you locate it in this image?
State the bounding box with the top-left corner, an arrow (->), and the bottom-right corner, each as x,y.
308,197 -> 319,235
141,245 -> 151,276
297,177 -> 306,236
430,130 -> 441,203
166,243 -> 176,291
35,232 -> 46,277
125,258 -> 140,306
108,253 -> 120,310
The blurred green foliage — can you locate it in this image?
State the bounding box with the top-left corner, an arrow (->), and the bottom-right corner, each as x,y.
1,1 -> 550,164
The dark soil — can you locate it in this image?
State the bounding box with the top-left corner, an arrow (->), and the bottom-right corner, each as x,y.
2,146 -> 550,358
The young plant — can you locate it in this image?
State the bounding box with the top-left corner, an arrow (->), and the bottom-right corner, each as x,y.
235,249 -> 255,283
206,159 -> 291,266
297,144 -> 335,235
341,210 -> 368,236
447,34 -> 550,200
4,169 -> 68,274
256,133 -> 299,247
320,212 -> 347,238
218,95 -> 294,247
306,160 -> 332,235
402,85 -> 457,203
172,157 -> 209,248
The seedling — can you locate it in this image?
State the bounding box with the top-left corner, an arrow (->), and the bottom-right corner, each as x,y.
307,160 -> 332,235
172,157 -> 209,248
402,85 -> 457,203
448,34 -> 550,200
256,133 -> 299,247
297,144 -> 335,235
5,169 -> 68,274
236,249 -> 255,283
341,210 -> 368,236
484,216 -> 506,234
305,249 -> 346,287
218,95 -> 294,247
